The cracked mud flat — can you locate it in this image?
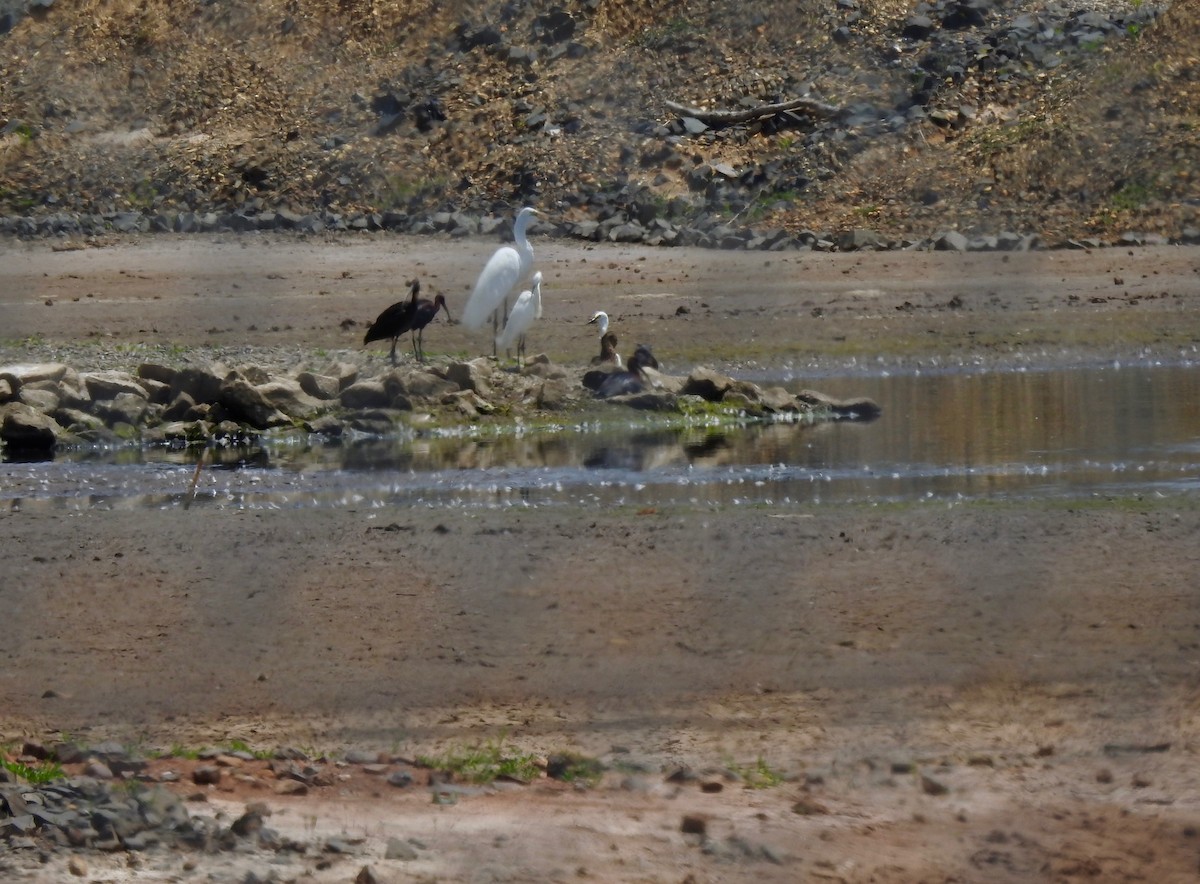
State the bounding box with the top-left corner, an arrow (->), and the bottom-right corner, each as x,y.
2,236 -> 1200,882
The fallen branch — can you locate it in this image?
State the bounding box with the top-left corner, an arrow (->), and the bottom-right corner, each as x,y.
664,96 -> 840,126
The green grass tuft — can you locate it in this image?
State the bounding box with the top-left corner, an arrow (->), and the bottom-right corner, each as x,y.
417,737 -> 542,784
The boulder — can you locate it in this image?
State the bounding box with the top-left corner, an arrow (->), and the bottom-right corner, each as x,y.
137,363 -> 177,385
0,363 -> 69,389
638,366 -> 685,395
610,391 -> 678,411
383,369 -> 458,401
443,359 -> 494,397
93,392 -> 150,427
340,378 -> 392,409
256,379 -> 325,419
138,377 -> 171,404
757,386 -> 802,412
443,389 -> 495,418
297,371 -> 339,400
169,365 -> 226,405
795,389 -> 882,420
82,370 -> 147,401
218,375 -> 292,429
18,385 -> 60,412
52,408 -> 107,433
236,364 -> 272,385
681,368 -> 734,402
162,392 -> 197,421
837,228 -> 885,251
933,230 -> 970,252
535,378 -> 575,410
1,402 -> 61,450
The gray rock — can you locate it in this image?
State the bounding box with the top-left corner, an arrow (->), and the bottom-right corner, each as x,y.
902,14 -> 934,39
383,368 -> 458,401
297,371 -> 339,400
757,386 -> 802,412
387,770 -> 414,788
0,377 -> 13,403
236,364 -> 272,385
53,407 -> 106,433
162,392 -> 197,421
681,368 -> 734,401
444,389 -> 495,417
837,228 -> 884,251
84,761 -> 113,779
137,377 -> 170,405
82,370 -> 147,401
18,385 -> 59,412
305,414 -> 344,436
256,379 -> 325,419
933,230 -> 970,251
0,362 -> 69,389
0,402 -> 60,449
169,365 -> 226,405
443,359 -> 493,397
533,378 -> 574,410
385,836 -> 419,860
218,375 -> 292,429
340,378 -> 392,409
608,221 -> 647,243
610,391 -> 678,411
109,211 -> 148,234
93,392 -> 150,427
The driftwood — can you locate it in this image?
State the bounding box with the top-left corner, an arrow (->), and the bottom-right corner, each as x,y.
664,96 -> 841,126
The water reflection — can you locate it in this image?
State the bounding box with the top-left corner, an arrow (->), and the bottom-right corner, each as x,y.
3,363 -> 1199,510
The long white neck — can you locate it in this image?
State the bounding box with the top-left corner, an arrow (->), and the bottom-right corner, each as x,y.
513,209 -> 536,274
532,277 -> 543,320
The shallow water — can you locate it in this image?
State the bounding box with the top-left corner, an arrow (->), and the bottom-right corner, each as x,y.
4,362 -> 1199,511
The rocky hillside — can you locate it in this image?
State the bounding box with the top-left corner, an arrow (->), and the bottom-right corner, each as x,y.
0,0 -> 1196,246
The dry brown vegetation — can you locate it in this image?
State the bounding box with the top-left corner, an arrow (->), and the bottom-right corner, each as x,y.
0,0 -> 1198,240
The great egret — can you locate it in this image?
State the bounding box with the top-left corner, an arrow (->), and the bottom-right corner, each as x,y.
496,271 -> 543,368
587,310 -> 622,367
363,279 -> 420,365
462,207 -> 540,347
409,293 -> 452,362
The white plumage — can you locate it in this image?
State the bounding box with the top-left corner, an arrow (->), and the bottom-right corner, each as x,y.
461,207 -> 539,333
496,271 -> 543,366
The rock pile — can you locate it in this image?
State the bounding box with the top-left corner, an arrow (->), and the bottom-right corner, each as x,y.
0,356 -> 879,454
0,740 -> 383,870
0,742 -> 275,858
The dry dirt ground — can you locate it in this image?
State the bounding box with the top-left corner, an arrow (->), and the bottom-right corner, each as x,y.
3,235 -> 1200,882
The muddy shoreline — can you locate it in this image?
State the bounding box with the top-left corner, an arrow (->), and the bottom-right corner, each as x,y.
2,236 -> 1200,882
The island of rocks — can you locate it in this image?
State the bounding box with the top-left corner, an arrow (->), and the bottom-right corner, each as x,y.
0,356 -> 879,455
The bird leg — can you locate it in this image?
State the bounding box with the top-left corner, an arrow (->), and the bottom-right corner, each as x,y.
389,338 -> 398,366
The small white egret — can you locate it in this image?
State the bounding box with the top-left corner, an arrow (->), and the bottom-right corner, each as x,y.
461,207 -> 540,343
587,310 -> 622,367
496,271 -> 543,368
